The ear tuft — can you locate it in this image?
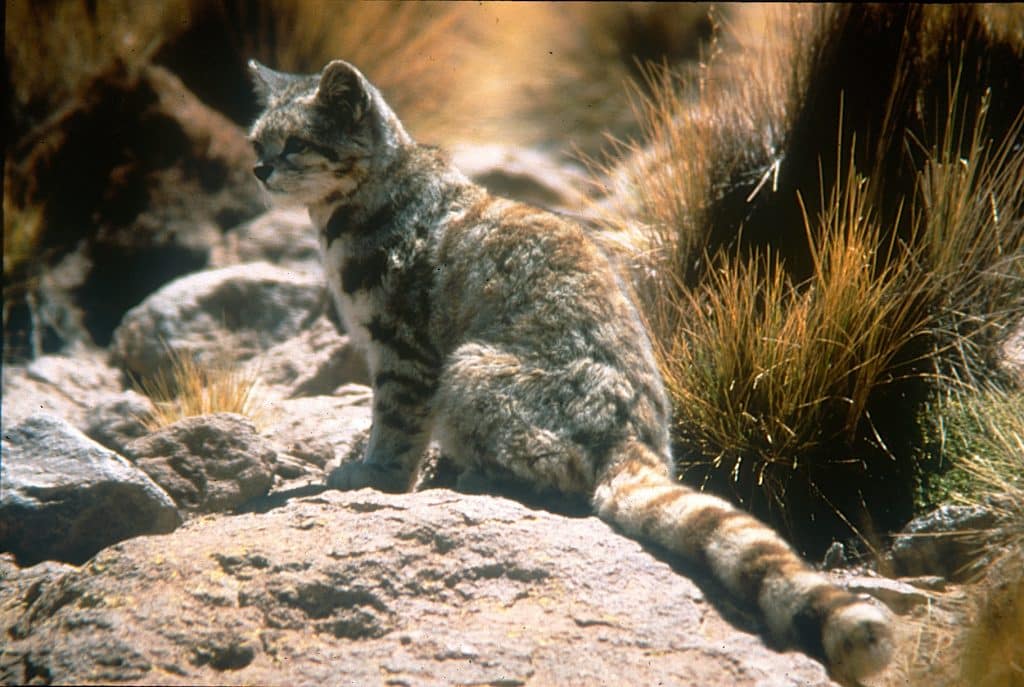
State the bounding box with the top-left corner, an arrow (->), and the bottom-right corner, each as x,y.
249,59 -> 295,104
316,60 -> 372,126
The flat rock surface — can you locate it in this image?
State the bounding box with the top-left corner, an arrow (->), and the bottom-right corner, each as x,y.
0,489 -> 837,686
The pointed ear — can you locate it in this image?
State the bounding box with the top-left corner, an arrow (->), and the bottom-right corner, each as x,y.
315,60 -> 372,126
248,59 -> 295,104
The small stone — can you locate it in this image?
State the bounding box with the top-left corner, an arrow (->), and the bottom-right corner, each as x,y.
125,413 -> 277,514
822,541 -> 846,570
889,505 -> 998,580
841,575 -> 931,615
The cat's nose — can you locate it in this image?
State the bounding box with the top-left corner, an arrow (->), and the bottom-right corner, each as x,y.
253,164 -> 274,182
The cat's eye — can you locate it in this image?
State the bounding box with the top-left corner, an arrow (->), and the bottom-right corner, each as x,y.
252,140 -> 265,158
282,137 -> 310,156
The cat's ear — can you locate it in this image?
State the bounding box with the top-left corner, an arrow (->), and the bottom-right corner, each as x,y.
248,59 -> 296,104
316,60 -> 372,127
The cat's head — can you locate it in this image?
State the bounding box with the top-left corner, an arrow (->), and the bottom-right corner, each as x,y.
247,59 -> 411,206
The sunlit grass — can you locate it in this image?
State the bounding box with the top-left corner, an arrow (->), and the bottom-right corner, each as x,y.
911,86 -> 1024,385
659,156 -> 932,537
133,345 -> 264,431
601,3 -> 1024,551
6,0 -> 184,124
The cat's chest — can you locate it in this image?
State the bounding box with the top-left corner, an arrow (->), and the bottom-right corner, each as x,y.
321,236 -> 385,351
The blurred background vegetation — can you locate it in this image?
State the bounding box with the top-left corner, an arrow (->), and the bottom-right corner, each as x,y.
4,4 -> 1023,684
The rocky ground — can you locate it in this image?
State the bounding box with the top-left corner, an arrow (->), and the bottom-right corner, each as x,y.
1,55 -> 1002,687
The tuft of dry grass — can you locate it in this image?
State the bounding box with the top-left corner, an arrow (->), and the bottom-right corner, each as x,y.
6,0 -> 186,134
2,195 -> 44,282
658,154 -> 933,544
198,0 -> 478,142
600,3 -> 1024,552
912,86 -> 1024,384
133,345 -> 264,431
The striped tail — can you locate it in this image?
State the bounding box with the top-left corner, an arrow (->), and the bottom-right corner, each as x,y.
592,441 -> 894,683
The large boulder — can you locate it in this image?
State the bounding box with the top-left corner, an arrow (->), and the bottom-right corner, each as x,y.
0,489 -> 838,686
0,414 -> 181,566
124,413 -> 277,515
110,262 -> 323,379
5,61 -> 265,353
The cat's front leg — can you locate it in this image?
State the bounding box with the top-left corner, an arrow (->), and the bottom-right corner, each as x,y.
328,357 -> 437,493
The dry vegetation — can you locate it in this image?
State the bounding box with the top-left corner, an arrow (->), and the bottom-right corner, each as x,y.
602,4 -> 1024,556
131,345 -> 264,431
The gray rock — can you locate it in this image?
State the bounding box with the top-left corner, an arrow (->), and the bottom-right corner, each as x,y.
2,348 -> 125,427
0,490 -> 838,686
889,504 -> 998,580
256,315 -> 370,397
827,571 -> 931,615
84,390 -> 155,456
898,575 -> 947,591
821,541 -> 847,570
0,414 -> 181,566
259,386 -> 373,481
451,143 -> 589,213
124,413 -> 277,514
110,262 -> 323,378
211,207 -> 322,274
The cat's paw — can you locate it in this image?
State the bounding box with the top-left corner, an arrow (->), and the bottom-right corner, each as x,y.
327,461 -> 411,493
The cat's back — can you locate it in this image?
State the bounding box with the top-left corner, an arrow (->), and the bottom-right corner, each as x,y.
433,194 -> 647,362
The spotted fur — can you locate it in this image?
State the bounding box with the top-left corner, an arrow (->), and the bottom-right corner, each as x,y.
248,59 -> 894,682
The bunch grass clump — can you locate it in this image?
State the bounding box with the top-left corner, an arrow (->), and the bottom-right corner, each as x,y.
604,3 -> 1024,552
133,346 -> 264,432
912,88 -> 1024,381
659,152 -> 933,543
202,0 -> 475,140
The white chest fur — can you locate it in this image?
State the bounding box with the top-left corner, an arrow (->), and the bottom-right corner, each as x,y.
320,236 -> 382,373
